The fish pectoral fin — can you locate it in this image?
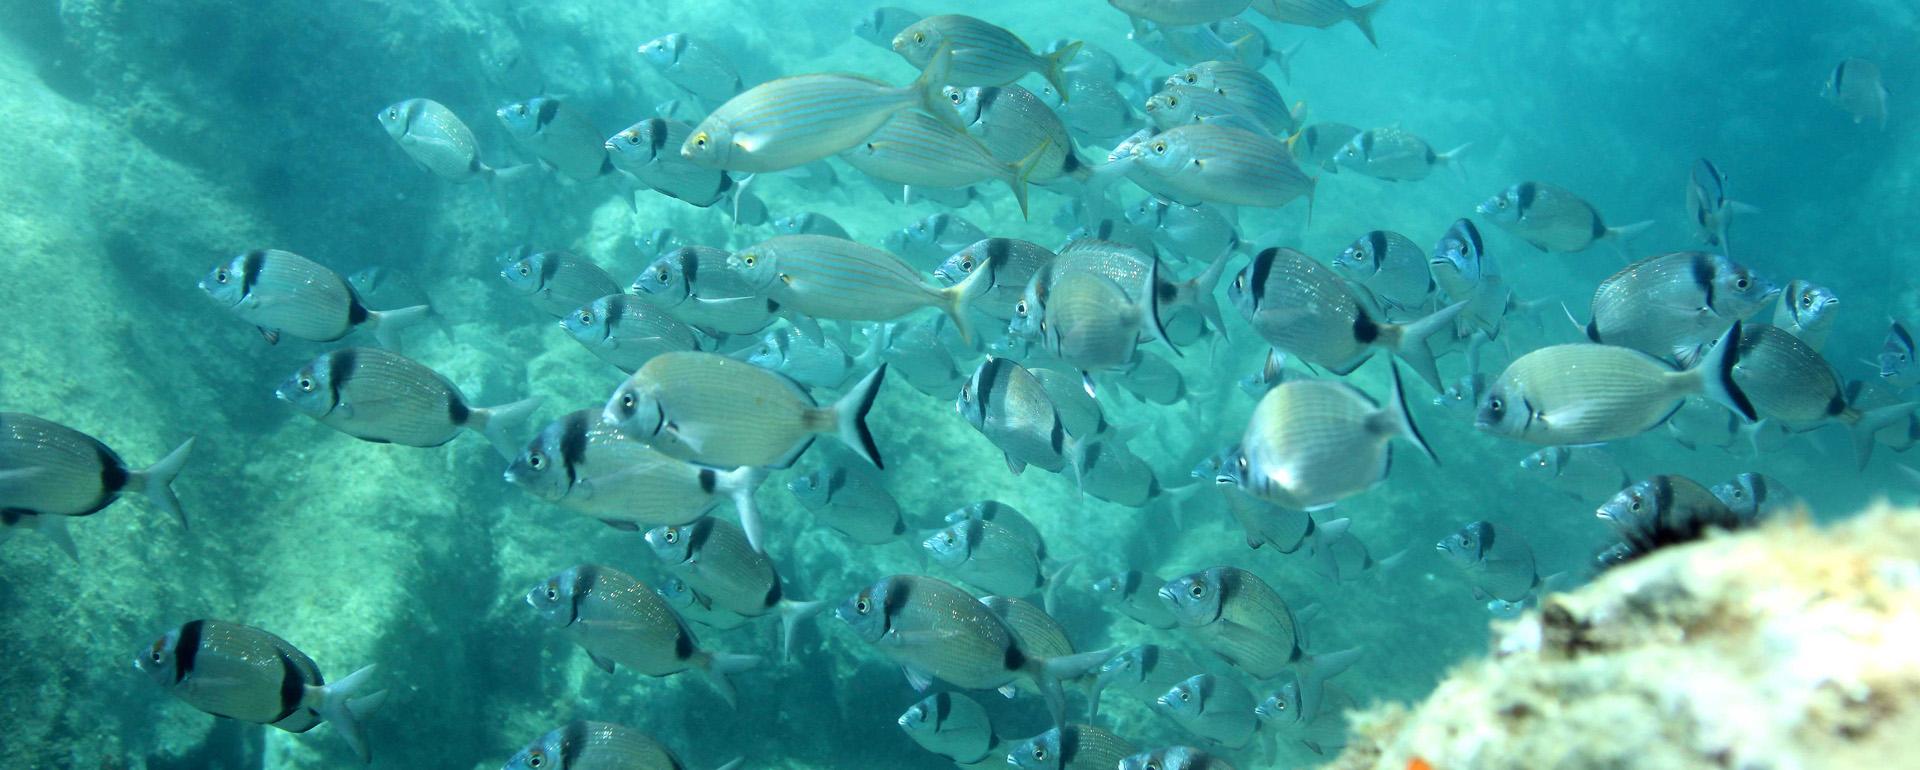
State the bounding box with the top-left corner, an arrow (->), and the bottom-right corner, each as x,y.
662,422 -> 706,453
584,649 -> 618,674
1004,453 -> 1027,475
598,518 -> 641,532
997,685 -> 1019,699
733,134 -> 766,153
901,665 -> 935,692
257,327 -> 280,345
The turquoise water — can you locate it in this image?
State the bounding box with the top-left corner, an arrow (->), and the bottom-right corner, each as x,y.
0,1 -> 1914,768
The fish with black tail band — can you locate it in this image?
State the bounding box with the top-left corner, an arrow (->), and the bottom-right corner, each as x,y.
943,500 -> 1050,560
1051,238 -> 1231,338
1686,158 -> 1756,251
1477,324 -> 1755,446
980,596 -> 1092,692
1729,323 -> 1915,467
1711,472 -> 1798,523
561,294 -> 703,373
503,721 -> 742,770
1159,566 -> 1361,721
199,249 -> 430,348
1428,218 -> 1509,338
1252,0 -> 1389,46
632,245 -> 778,337
924,517 -> 1077,614
501,250 -> 624,319
602,350 -> 887,482
496,95 -> 615,181
1582,251 -> 1777,364
276,347 -> 540,458
136,620 -> 385,763
1228,247 -> 1464,389
855,7 -> 923,50
1,413 -> 193,535
1229,363 -> 1435,510
841,109 -> 1049,217
1090,644 -> 1203,719
607,117 -> 737,208
728,234 -> 996,345
1254,673 -> 1354,755
786,459 -> 907,545
1119,745 -> 1238,770
1518,446 -> 1629,501
1333,230 -> 1434,318
1333,127 -> 1467,182
935,238 -> 1059,322
1092,571 -> 1179,630
638,33 -> 743,104
1068,435 -> 1162,507
376,98 -> 511,185
1013,262 -> 1173,393
504,409 -> 765,534
1881,320 -> 1918,388
1029,367 -> 1109,438
525,565 -> 761,706
1291,122 -> 1359,173
644,518 -> 829,661
1436,520 -> 1543,607
1007,723 -> 1137,770
898,691 -> 1000,765
1164,60 -> 1294,136
1155,673 -> 1261,749
1770,279 -> 1839,351
1822,57 -> 1888,130
1596,475 -> 1758,565
742,323 -> 862,390
946,84 -> 1091,188
1477,181 -> 1652,254
894,15 -> 1081,97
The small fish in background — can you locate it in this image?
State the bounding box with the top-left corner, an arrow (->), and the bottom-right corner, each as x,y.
346,266 -> 430,310
1822,57 -> 1889,130
500,250 -> 623,318
199,250 -> 430,348
1006,723 -> 1137,770
1062,217 -> 1161,259
659,576 -> 753,631
1583,251 -> 1777,363
897,691 -> 1000,765
1029,368 -> 1109,438
935,237 -> 1059,321
1127,197 -> 1240,265
742,323 -> 860,390
525,565 -> 761,706
504,409 -> 764,533
1881,320 -> 1918,388
1037,72 -> 1139,149
1211,17 -> 1285,73
1431,372 -> 1488,420
0,413 -> 192,554
1070,435 -> 1164,507
1850,379 -> 1920,454
1477,325 -> 1754,446
1476,181 -> 1652,254
375,98 -> 511,185
1196,448 -> 1330,555
1292,122 -> 1360,173
1012,262 -> 1172,391
892,211 -> 990,268
786,458 -> 908,545
1119,745 -> 1239,770
877,316 -> 968,396
944,500 -> 1052,560
635,228 -> 693,262
923,517 -> 1075,613
136,620 -> 385,763
1684,158 -> 1758,251
1107,0 -> 1253,27
840,110 -> 1049,217
770,211 -> 851,239
1090,644 -> 1203,719
1252,0 -> 1390,47
729,235 -> 995,344
632,245 -> 778,338
638,33 -> 744,105
1730,324 -> 1915,466
1332,230 -> 1434,319
1230,363 -> 1433,510
606,117 -> 738,209
1429,218 -> 1509,339
495,95 -> 616,181
1154,673 -> 1261,749
1436,520 -> 1546,611
1239,349 -> 1300,398
1127,123 -> 1312,209
945,84 -> 1091,188
1661,396 -> 1784,455
1333,127 -> 1467,182
643,518 -> 829,660
1711,472 -> 1799,523
1254,673 -> 1354,755
1595,475 -> 1757,565
276,347 -> 540,458
562,294 -> 704,373
680,49 -> 957,173
1770,280 -> 1839,351
854,6 -> 923,50
1118,352 -> 1187,404
1159,566 -> 1360,721
503,721 -> 741,770
1164,60 -> 1295,137
1227,247 -> 1464,390
1145,84 -> 1276,137
893,15 -> 1080,96
1092,571 -> 1180,630
1518,446 -> 1629,501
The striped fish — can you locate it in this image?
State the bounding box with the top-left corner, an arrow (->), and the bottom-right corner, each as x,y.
506,721 -> 740,770
1771,279 -> 1839,351
198,249 -> 429,348
1164,61 -> 1294,136
1731,324 -> 1915,465
375,98 -> 501,184
1227,247 -> 1462,389
500,250 -> 623,318
1291,122 -> 1360,173
637,32 -> 743,104
1822,57 -> 1888,130
504,409 -> 764,534
1476,325 -> 1756,446
632,245 -> 778,337
893,15 -> 1080,97
1476,181 -> 1651,254
644,517 -> 828,659
275,347 -> 540,457
786,460 -> 907,545
681,47 -> 957,173
1009,724 -> 1136,770
898,692 -> 998,765
1250,0 -> 1389,47
561,293 -> 703,373
841,110 -> 1048,217
1584,251 -> 1777,363
1333,126 -> 1466,182
1018,264 -> 1172,389
1233,366 -> 1433,510
135,620 -> 383,762
0,413 -> 193,538
1145,85 -> 1274,136
495,95 -> 615,181
1159,567 -> 1357,718
1156,673 -> 1259,749
727,235 -> 996,343
525,565 -> 760,706
607,117 -> 735,207
1121,746 -> 1240,770
948,85 -> 1089,186
935,238 -> 1059,321
1109,0 -> 1252,25
1131,124 -> 1314,209
1331,230 -> 1433,318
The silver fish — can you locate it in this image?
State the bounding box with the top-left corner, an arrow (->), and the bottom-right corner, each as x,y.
1822,57 -> 1888,130
607,117 -> 736,208
562,294 -> 703,373
276,347 -> 540,457
525,565 -> 760,705
658,576 -> 752,631
981,595 -> 1078,667
1070,435 -> 1162,507
1062,217 -> 1161,259
1145,84 -> 1273,137
1228,247 -> 1463,389
644,517 -> 827,660
375,98 -> 502,184
1436,520 -> 1541,605
943,500 -> 1050,560
1770,279 -> 1838,351
786,459 -> 907,545
1250,0 -> 1387,46
770,211 -> 851,239
1130,123 -> 1313,208
729,235 -> 994,343
1477,325 -> 1754,446
1477,181 -> 1651,254
1037,73 -> 1138,149
1332,127 -> 1465,182
1029,367 -> 1109,438
743,324 -> 857,389
1239,348 -> 1300,398
1432,372 -> 1488,421
1155,673 -> 1259,749
1159,566 -> 1359,720
199,249 -> 429,347
1732,324 -> 1915,465
1333,230 -> 1433,318
1163,60 -> 1293,136
957,357 -> 1070,475
924,518 -> 1070,611
894,212 -> 990,268
1685,158 -> 1748,250
935,238 -> 1058,321
501,250 -> 623,318
1254,674 -> 1353,755
1596,475 -> 1751,564
504,409 -> 763,533
635,228 -> 692,262
1710,472 -> 1798,523
947,84 -> 1088,186
1091,571 -> 1178,630
0,414 -> 190,547
1233,364 -> 1432,509
346,266 -> 429,310
897,691 -> 998,765
1109,0 -> 1252,25
894,15 -> 1079,96
136,620 -> 382,762
1128,197 -> 1240,264
1015,262 -> 1171,385
1120,746 -> 1238,770
1881,320 -> 1917,388
1291,122 -> 1360,173
681,51 -> 956,173
496,95 -> 615,181
1583,251 -> 1777,363
1428,218 -> 1509,338
1006,724 -> 1136,770
1091,644 -> 1203,718
841,109 -> 1047,215
504,721 -> 739,770
854,7 -> 924,50
1517,446 -> 1628,501
638,33 -> 743,104
1118,351 -> 1187,404
877,316 -> 968,396
632,245 -> 778,337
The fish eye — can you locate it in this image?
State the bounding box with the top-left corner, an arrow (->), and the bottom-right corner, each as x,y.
298,377 -> 314,392
214,269 -> 229,284
1183,73 -> 1197,84
960,383 -> 971,400
742,254 -> 756,268
1167,96 -> 1179,106
386,108 -> 398,119
526,749 -> 544,767
516,104 -> 528,116
578,311 -> 593,325
1179,690 -> 1191,702
1032,746 -> 1046,761
1152,141 -> 1167,155
1802,295 -> 1814,308
620,393 -> 637,411
941,532 -> 955,544
1735,277 -> 1751,290
657,267 -> 670,282
948,91 -> 963,104
528,453 -> 545,470
1496,198 -> 1510,209
1188,583 -> 1205,598
545,582 -> 558,600
692,133 -> 709,149
913,31 -> 925,43
664,529 -> 679,544
1015,299 -> 1028,315
856,597 -> 872,614
1730,488 -> 1746,499
149,649 -> 163,663
1536,458 -> 1548,467
960,258 -> 974,271
1629,496 -> 1643,513
1488,397 -> 1504,415
518,265 -> 531,276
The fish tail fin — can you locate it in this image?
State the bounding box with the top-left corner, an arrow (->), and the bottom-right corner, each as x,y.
1186,246 -> 1234,342
1040,556 -> 1080,616
311,663 -> 384,764
1275,39 -> 1305,83
366,304 -> 431,350
1032,645 -> 1119,725
940,256 -> 997,346
1848,401 -> 1917,470
1350,0 -> 1389,47
471,397 -> 543,460
1388,300 -> 1467,391
132,437 -> 195,531
914,45 -> 965,129
1380,362 -> 1437,464
1041,41 -> 1083,103
1692,322 -> 1756,423
713,760 -> 745,770
1144,256 -> 1180,358
830,365 -> 888,469
717,465 -> 771,552
1003,136 -> 1052,220
1296,646 -> 1362,722
775,598 -> 829,662
695,651 -> 763,708
1603,219 -> 1655,258
32,512 -> 79,561
1438,142 -> 1471,181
